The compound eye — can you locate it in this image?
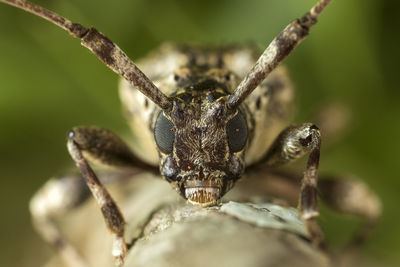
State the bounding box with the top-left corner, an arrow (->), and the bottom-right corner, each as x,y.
226,111 -> 248,152
154,112 -> 175,153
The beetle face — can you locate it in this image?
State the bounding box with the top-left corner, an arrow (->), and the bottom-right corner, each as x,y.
154,79 -> 249,206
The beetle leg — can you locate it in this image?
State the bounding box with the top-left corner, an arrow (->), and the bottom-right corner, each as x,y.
244,166 -> 381,258
30,170 -> 141,267
254,123 -> 323,247
66,126 -> 157,266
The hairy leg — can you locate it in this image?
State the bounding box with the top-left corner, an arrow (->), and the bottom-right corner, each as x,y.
252,123 -> 323,246
30,170 -> 139,267
31,126 -> 156,267
244,167 -> 381,259
66,126 -> 158,266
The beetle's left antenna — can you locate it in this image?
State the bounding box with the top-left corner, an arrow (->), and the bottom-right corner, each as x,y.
1,0 -> 173,111
227,0 -> 332,110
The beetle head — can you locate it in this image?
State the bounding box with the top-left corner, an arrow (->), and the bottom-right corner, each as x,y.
154,78 -> 249,206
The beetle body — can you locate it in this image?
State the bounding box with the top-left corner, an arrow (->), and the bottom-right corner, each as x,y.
1,1 -> 382,266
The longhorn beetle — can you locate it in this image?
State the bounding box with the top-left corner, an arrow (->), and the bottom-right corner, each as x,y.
1,0 -> 381,266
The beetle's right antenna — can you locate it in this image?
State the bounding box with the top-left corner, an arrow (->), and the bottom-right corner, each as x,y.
227,0 -> 332,110
1,0 -> 173,111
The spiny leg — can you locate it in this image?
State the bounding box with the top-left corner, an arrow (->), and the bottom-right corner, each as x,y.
255,123 -> 323,247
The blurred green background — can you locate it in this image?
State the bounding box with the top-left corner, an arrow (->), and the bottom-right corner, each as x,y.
0,0 -> 399,266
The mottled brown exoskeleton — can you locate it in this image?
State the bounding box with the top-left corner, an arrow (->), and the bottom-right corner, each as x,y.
1,0 -> 382,266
